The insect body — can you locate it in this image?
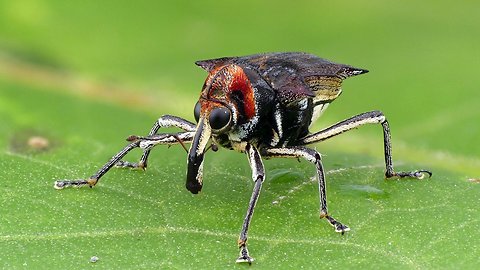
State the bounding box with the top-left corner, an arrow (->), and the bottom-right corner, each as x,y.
55,52 -> 432,264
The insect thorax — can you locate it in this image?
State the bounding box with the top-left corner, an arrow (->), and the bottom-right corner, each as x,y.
198,53 -> 363,154
212,96 -> 315,151
208,62 -> 346,151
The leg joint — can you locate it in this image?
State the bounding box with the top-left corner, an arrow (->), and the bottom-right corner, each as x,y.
364,110 -> 386,123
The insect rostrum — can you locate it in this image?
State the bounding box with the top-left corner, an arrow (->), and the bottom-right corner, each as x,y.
54,52 -> 432,264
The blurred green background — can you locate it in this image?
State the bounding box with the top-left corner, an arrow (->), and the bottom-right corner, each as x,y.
0,0 -> 479,269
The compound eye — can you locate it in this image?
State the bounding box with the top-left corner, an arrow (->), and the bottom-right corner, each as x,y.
208,107 -> 232,130
193,101 -> 201,123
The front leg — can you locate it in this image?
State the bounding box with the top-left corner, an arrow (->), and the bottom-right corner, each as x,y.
116,115 -> 196,170
300,111 -> 432,179
263,147 -> 349,234
236,144 -> 265,264
54,131 -> 194,189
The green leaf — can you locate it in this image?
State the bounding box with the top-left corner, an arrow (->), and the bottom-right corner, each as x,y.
1,1 -> 479,269
2,75 -> 479,269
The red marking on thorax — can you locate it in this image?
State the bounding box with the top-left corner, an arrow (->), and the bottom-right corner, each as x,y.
201,65 -> 256,120
228,66 -> 256,119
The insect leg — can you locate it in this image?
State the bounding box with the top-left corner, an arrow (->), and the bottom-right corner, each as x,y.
300,110 -> 432,179
116,115 -> 196,170
236,144 -> 265,264
54,131 -> 194,189
262,146 -> 349,233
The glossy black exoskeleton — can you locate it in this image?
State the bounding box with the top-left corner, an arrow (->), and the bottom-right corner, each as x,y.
55,52 -> 431,264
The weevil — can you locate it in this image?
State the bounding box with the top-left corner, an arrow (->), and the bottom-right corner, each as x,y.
55,52 -> 432,263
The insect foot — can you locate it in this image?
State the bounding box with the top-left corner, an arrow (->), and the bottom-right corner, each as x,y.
236,241 -> 254,264
325,215 -> 350,235
387,170 -> 432,180
53,178 -> 97,189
